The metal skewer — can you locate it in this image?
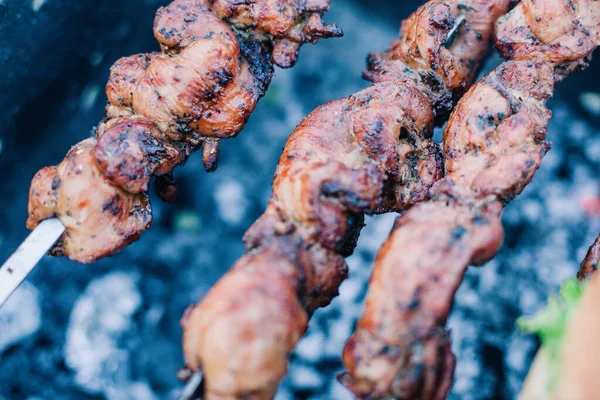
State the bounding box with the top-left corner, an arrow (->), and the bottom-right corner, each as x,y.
0,218 -> 64,307
178,371 -> 204,400
445,11 -> 467,48
0,216 -> 207,398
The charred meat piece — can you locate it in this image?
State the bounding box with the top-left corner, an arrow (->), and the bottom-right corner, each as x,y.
343,1 -> 600,398
106,0 -> 268,141
27,0 -> 339,262
496,0 -> 600,80
211,0 -> 342,67
26,140 -> 151,264
442,60 -> 554,200
95,117 -> 181,194
341,200 -> 504,400
181,1 -> 510,398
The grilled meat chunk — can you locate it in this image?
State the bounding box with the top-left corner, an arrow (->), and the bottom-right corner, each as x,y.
211,0 -> 342,67
95,117 -> 181,194
496,0 -> 600,80
340,200 -> 504,400
26,140 -> 151,263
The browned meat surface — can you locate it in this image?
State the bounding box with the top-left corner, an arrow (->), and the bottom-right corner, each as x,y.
342,1 -> 600,398
442,60 -> 554,199
211,0 -> 342,67
26,140 -> 152,263
578,234 -> 600,280
341,200 -> 504,400
26,0 -> 339,263
94,117 -> 182,194
181,1 -> 510,398
496,0 -> 600,80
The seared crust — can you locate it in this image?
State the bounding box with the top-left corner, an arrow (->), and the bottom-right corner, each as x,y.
341,200 -> 504,400
26,0 -> 339,262
342,1 -> 600,398
27,140 -> 152,263
211,0 -> 342,67
442,60 -> 554,201
496,0 -> 600,80
94,117 -> 181,194
181,1 -> 510,398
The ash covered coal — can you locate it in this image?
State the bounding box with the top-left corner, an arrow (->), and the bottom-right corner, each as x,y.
0,0 -> 599,399
0,282 -> 41,354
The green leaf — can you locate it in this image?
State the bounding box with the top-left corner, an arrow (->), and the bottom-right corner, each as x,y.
516,278 -> 586,392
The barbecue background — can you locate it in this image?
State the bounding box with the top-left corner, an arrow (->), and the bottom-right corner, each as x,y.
0,0 -> 598,399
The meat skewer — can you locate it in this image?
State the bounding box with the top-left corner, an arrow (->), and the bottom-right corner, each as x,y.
24,0 -> 341,264
341,1 -> 600,398
180,1 -> 511,398
0,0 -> 341,306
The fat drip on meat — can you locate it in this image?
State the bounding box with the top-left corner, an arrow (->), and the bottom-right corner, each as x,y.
181,1 -> 511,398
341,1 -> 600,398
26,0 -> 341,263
